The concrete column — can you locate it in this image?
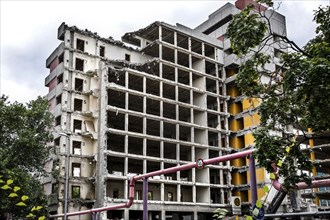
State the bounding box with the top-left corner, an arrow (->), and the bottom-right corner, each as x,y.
221,189 -> 225,204
193,185 -> 196,203
95,62 -> 107,220
124,209 -> 129,220
193,211 -> 198,220
161,210 -> 166,220
161,182 -> 165,201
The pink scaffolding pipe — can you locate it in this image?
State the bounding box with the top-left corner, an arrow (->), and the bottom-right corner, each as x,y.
50,150 -> 254,218
49,149 -> 330,218
271,162 -> 330,191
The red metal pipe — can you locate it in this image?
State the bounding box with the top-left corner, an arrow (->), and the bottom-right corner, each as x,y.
296,179 -> 330,189
50,178 -> 136,218
203,149 -> 254,166
50,150 -> 254,219
271,163 -> 330,191
50,148 -> 330,218
134,162 -> 197,180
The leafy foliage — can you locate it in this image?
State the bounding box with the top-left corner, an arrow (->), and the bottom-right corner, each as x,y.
0,96 -> 53,219
213,208 -> 229,219
226,1 -> 330,189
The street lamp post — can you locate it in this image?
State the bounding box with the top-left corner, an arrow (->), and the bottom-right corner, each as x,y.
59,133 -> 70,220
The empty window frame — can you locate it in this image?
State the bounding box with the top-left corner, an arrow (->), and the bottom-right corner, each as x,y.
55,116 -> 61,126
72,141 -> 82,155
56,94 -> 62,105
76,38 -> 85,52
72,186 -> 80,198
72,163 -> 81,177
74,78 -> 84,92
125,54 -> 131,61
74,98 -> 83,111
54,137 -> 60,146
148,191 -> 153,200
58,53 -> 64,64
57,74 -> 63,84
136,190 -> 142,200
73,119 -> 82,132
113,188 -> 119,199
100,46 -> 105,57
167,192 -> 173,201
75,58 -> 84,71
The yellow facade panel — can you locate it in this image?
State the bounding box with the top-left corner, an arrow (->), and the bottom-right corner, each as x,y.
228,103 -> 242,115
242,98 -> 261,110
244,133 -> 254,146
243,113 -> 261,128
247,188 -> 266,203
227,86 -> 240,97
230,137 -> 244,149
247,168 -> 266,183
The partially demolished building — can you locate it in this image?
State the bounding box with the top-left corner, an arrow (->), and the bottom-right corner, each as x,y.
44,0 -> 328,219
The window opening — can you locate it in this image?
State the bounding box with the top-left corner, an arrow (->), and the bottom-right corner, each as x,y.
168,192 -> 173,201
58,53 -> 64,63
74,98 -> 83,111
72,186 -> 80,198
72,141 -> 81,155
75,58 -> 84,71
113,189 -> 119,198
57,74 -> 63,84
54,137 -> 60,146
74,78 -> 84,92
76,38 -> 85,52
73,119 -> 82,132
56,95 -> 62,105
100,46 -> 105,57
55,116 -> 61,126
72,163 -> 81,177
136,190 -> 142,200
148,191 -> 153,200
125,54 -> 130,61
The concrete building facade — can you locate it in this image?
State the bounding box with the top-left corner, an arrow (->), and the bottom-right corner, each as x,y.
43,0 -> 327,219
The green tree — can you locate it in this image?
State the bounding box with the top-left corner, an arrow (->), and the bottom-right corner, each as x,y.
0,96 -> 53,219
226,0 -> 330,190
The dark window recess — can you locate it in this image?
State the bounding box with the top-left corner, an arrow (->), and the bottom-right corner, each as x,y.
72,141 -> 82,155
57,74 -> 63,84
76,38 -> 85,52
125,54 -> 130,61
100,46 -> 105,57
55,116 -> 61,126
74,78 -> 84,92
75,58 -> 84,71
56,95 -> 62,105
203,15 -> 233,35
113,189 -> 119,199
73,119 -> 82,132
72,186 -> 80,198
54,137 -> 60,146
74,99 -> 83,111
58,53 -> 64,63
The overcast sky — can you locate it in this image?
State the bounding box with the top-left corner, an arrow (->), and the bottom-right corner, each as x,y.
1,0 -> 329,103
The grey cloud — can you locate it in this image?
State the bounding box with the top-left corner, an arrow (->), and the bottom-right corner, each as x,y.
2,26 -> 57,97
